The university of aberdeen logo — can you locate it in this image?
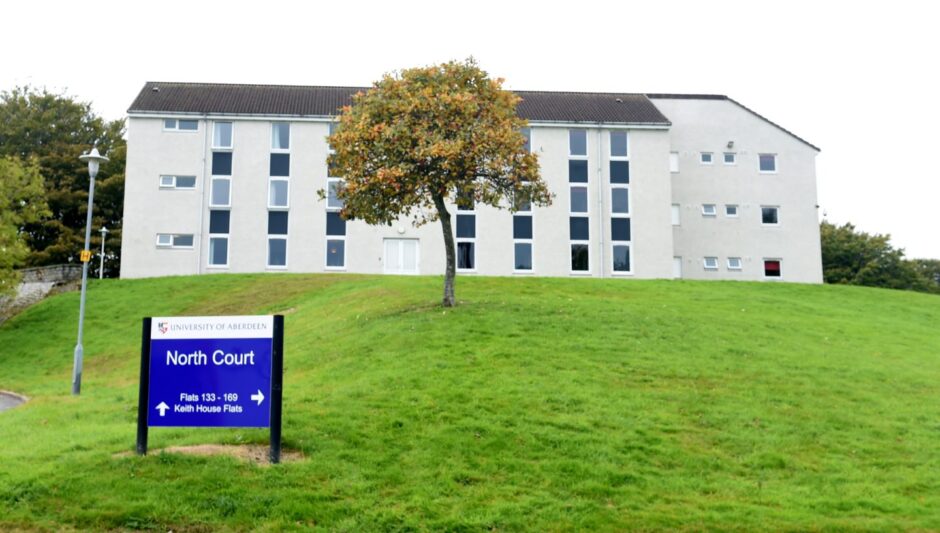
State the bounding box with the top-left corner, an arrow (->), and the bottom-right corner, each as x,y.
158,321 -> 169,334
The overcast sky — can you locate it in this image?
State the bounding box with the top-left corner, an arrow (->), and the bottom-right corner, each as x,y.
3,0 -> 937,258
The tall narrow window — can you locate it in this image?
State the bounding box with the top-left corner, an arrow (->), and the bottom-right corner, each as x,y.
610,131 -> 631,274
456,198 -> 475,271
272,122 -> 290,151
208,210 -> 230,267
569,129 -> 590,273
325,212 -> 346,269
213,122 -> 233,149
267,211 -> 288,268
513,192 -> 533,272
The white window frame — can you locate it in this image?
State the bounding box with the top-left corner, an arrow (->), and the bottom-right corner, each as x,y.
727,257 -> 743,271
155,233 -> 194,249
671,204 -> 681,226
271,122 -> 291,152
267,236 -> 288,269
700,152 -> 713,165
725,204 -> 739,218
569,129 -> 588,158
212,121 -> 234,150
325,237 -> 346,270
207,235 -> 229,268
209,177 -> 232,208
610,135 -> 632,275
513,195 -> 534,273
761,205 -> 780,226
669,151 -> 679,173
163,118 -> 199,132
570,242 -> 591,275
455,201 -> 476,273
326,178 -> 344,210
268,178 -> 290,209
703,256 -> 719,270
759,153 -> 778,174
723,152 -> 737,165
702,204 -> 717,217
159,175 -> 196,190
763,258 -> 783,279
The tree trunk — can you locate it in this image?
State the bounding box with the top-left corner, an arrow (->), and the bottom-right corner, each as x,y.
433,193 -> 456,307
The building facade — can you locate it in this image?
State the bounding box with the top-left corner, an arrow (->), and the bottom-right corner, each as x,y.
121,83 -> 823,283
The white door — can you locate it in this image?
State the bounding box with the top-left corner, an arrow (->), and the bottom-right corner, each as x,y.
673,256 -> 682,279
384,239 -> 420,275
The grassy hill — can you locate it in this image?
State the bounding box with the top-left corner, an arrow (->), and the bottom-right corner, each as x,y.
1,274 -> 939,531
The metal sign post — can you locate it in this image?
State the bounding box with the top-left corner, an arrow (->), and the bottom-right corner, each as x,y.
136,315 -> 284,463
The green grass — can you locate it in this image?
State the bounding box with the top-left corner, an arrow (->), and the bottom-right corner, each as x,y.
1,274 -> 939,531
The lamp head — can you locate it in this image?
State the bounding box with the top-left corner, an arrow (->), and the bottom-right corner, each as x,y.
79,147 -> 110,179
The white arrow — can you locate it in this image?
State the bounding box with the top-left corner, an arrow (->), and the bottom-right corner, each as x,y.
250,390 -> 265,406
155,402 -> 169,417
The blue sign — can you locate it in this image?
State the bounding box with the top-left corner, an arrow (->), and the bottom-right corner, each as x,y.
146,316 -> 275,428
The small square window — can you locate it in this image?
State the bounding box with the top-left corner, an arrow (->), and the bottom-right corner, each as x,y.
514,242 -> 532,271
326,212 -> 346,236
727,257 -> 743,270
723,152 -> 736,165
764,260 -> 782,278
762,206 -> 779,225
163,119 -> 176,129
569,160 -> 588,183
270,153 -> 290,177
268,211 -> 289,235
571,244 -> 589,271
613,245 -> 631,272
700,152 -> 713,164
702,204 -> 717,216
610,161 -> 629,184
209,210 -> 230,234
156,234 -> 172,246
272,123 -> 290,150
457,242 -> 475,270
611,218 -> 631,242
725,204 -> 738,217
175,176 -> 196,189
704,256 -> 719,270
456,214 -> 476,238
569,217 -> 589,241
513,215 -> 532,240
212,152 -> 232,176
610,131 -> 628,157
569,129 -> 587,156
759,154 -> 777,173
159,175 -> 175,188
570,186 -> 588,213
326,239 -> 345,268
213,122 -> 233,149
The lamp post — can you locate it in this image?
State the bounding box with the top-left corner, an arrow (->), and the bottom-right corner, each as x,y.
72,147 -> 109,396
99,226 -> 109,280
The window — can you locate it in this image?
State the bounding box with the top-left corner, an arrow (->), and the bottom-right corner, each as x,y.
723,152 -> 736,165
327,178 -> 344,209
610,130 -> 631,274
570,217 -> 589,241
570,186 -> 588,213
159,175 -> 196,189
727,257 -> 743,270
761,206 -> 779,225
569,129 -> 587,156
568,160 -> 588,183
267,209 -> 288,268
513,190 -> 533,272
272,123 -> 290,150
704,256 -> 719,270
764,259 -> 782,278
571,244 -> 589,272
613,245 -> 630,273
270,154 -> 290,177
725,204 -> 738,217
669,151 -> 679,173
702,204 -> 717,216
213,122 -> 233,149
610,161 -> 629,184
671,204 -> 680,225
325,212 -> 346,269
611,188 -> 629,214
269,179 -> 289,208
164,118 -> 198,131
208,210 -> 230,267
155,234 -> 194,248
521,127 -> 531,153
456,213 -> 476,270
610,131 -> 628,157
210,178 -> 231,207
514,242 -> 532,271
212,152 -> 232,176
700,152 -> 713,164
759,154 -> 777,173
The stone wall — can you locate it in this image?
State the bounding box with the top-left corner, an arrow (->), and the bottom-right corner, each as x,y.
0,264 -> 83,324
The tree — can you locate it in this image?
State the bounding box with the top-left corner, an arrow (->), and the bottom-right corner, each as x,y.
0,87 -> 125,276
326,59 -> 552,306
0,157 -> 50,296
820,221 -> 932,292
910,259 -> 940,294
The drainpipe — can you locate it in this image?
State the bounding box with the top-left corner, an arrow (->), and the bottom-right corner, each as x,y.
596,124 -> 605,278
198,114 -> 209,274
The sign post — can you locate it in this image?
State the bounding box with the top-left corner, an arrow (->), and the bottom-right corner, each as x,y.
136,315 -> 284,463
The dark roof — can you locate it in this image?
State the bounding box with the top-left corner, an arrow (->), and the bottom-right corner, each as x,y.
128,82 -> 671,125
647,93 -> 820,152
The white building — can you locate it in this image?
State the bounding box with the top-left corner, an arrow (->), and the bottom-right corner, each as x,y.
121,82 -> 822,283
